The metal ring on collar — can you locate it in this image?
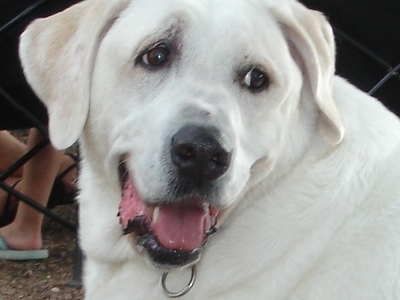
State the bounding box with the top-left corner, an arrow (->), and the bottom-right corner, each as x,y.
161,265 -> 197,298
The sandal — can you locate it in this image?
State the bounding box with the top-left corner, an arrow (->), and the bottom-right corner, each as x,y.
0,236 -> 49,260
0,179 -> 21,228
47,153 -> 79,209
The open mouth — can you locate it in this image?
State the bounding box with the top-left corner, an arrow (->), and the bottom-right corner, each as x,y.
118,164 -> 220,268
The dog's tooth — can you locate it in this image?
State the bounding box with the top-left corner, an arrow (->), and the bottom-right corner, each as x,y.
153,207 -> 160,223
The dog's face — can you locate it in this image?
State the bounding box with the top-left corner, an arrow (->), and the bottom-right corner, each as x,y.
90,0 -> 305,268
20,0 -> 344,269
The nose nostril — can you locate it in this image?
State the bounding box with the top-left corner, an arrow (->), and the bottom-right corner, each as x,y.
175,144 -> 196,161
211,151 -> 230,167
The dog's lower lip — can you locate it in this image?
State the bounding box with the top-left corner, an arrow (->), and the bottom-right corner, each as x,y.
123,215 -> 150,236
138,234 -> 202,267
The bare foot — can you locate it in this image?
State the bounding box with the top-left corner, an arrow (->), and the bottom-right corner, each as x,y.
0,220 -> 43,250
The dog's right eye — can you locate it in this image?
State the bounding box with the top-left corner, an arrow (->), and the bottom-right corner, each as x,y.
140,43 -> 170,68
242,68 -> 269,92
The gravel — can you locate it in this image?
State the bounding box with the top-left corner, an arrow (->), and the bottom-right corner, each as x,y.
0,204 -> 84,300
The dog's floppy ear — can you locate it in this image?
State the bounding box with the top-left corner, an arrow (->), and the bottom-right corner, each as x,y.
19,0 -> 131,149
271,1 -> 344,145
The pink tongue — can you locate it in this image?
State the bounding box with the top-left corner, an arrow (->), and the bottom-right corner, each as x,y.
119,178 -> 210,251
153,202 -> 210,251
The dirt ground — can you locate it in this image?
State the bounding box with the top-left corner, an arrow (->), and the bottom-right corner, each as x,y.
0,203 -> 84,300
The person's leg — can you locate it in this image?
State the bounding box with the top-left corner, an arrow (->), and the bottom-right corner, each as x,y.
0,128 -> 62,250
0,130 -> 26,174
0,130 -> 26,214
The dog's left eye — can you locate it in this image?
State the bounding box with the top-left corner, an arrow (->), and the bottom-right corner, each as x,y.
141,43 -> 170,67
243,68 -> 269,92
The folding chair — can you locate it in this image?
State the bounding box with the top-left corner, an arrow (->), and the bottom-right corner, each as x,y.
0,0 -> 82,287
300,0 -> 400,115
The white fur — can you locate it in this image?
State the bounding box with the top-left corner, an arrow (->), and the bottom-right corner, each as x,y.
20,0 -> 400,298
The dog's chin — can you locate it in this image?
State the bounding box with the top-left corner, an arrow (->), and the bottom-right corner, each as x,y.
118,169 -> 220,269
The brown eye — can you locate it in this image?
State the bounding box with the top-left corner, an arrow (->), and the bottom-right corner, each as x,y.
141,43 -> 170,67
243,68 -> 269,91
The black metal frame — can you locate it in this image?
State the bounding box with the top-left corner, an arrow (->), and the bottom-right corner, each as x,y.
0,0 -> 81,286
332,26 -> 400,97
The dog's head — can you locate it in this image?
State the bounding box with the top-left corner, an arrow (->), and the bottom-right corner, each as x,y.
20,0 -> 344,269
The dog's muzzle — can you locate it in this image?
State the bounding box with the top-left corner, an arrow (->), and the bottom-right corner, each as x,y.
118,125 -> 232,268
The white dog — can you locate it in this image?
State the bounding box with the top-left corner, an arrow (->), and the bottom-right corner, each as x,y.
19,0 -> 400,298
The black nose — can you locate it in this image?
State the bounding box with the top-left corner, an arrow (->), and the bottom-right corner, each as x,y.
171,126 -> 231,181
